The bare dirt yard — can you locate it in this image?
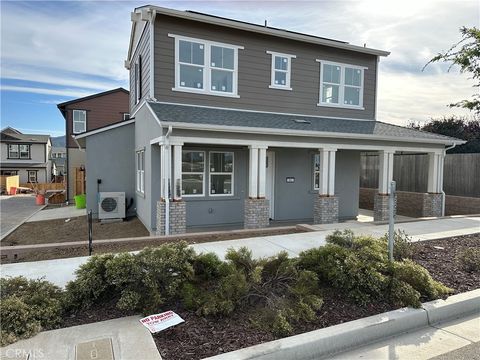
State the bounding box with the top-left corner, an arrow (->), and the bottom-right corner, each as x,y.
1,216 -> 150,246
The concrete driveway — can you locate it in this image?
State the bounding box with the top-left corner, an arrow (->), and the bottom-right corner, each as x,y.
0,195 -> 43,240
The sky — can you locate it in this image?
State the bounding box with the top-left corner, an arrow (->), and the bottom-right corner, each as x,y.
0,0 -> 479,137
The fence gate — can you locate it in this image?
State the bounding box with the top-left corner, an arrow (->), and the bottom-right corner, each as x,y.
74,167 -> 86,195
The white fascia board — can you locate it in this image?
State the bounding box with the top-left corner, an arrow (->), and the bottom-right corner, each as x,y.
163,121 -> 462,146
148,6 -> 390,57
74,120 -> 135,139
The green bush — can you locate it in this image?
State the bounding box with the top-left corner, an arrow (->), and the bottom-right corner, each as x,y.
298,230 -> 451,308
456,248 -> 480,272
0,277 -> 64,346
380,230 -> 414,261
65,242 -> 196,314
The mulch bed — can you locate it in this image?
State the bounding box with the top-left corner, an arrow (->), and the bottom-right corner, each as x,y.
411,233 -> 480,294
32,232 -> 480,360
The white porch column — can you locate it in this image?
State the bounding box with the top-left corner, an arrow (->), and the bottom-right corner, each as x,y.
378,150 -> 394,194
248,146 -> 259,198
318,148 -> 336,196
257,147 -> 267,198
427,152 -> 442,193
173,144 -> 182,200
160,145 -> 166,200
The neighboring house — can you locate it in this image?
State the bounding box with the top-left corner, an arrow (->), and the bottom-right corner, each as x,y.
76,6 -> 464,234
50,147 -> 66,176
57,88 -> 130,201
0,127 -> 52,184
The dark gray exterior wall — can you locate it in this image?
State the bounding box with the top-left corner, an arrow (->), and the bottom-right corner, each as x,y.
130,23 -> 151,113
85,123 -> 135,218
273,149 -> 359,221
134,105 -> 162,232
154,14 -> 377,119
184,146 -> 247,228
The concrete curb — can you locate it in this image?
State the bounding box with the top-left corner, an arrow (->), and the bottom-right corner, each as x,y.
423,288 -> 480,325
204,289 -> 480,360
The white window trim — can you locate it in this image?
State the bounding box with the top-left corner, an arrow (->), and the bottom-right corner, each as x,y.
135,58 -> 141,105
28,170 -> 37,183
123,113 -> 130,120
72,110 -> 87,134
209,151 -> 234,197
169,33 -> 243,98
136,150 -> 145,195
266,51 -> 296,91
316,59 -> 367,110
182,150 -> 206,197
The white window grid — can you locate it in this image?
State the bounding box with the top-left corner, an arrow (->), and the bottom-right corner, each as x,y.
267,51 -> 296,90
170,34 -> 243,98
181,150 -> 205,197
73,110 -> 87,134
136,150 -> 145,194
317,60 -> 366,109
209,151 -> 234,197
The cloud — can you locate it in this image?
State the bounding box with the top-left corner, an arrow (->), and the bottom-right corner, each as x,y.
1,85 -> 95,98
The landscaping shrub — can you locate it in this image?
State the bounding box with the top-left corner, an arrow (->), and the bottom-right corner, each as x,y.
65,242 -> 196,314
456,248 -> 480,272
0,277 -> 64,346
298,230 -> 451,308
380,230 -> 414,261
181,248 -> 323,337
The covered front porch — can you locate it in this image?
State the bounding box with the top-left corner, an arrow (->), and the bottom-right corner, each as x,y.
152,134 -> 447,235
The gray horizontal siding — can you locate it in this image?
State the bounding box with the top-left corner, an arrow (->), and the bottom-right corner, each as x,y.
130,23 -> 151,112
154,14 -> 377,119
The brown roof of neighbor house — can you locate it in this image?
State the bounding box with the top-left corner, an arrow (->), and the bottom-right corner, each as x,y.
57,88 -> 129,109
0,128 -> 50,143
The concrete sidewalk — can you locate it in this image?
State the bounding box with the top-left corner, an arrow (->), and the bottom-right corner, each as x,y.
0,316 -> 161,360
1,216 -> 478,288
328,312 -> 479,360
26,205 -> 85,222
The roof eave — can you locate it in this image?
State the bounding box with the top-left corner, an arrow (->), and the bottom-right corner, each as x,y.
162,121 -> 463,146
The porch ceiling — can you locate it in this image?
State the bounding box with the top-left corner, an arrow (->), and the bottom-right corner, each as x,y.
147,102 -> 462,145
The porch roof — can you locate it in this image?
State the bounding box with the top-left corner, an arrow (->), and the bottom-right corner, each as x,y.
147,102 -> 462,145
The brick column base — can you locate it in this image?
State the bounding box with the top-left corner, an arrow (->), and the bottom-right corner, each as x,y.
313,196 -> 339,224
374,193 -> 396,221
244,198 -> 270,229
422,193 -> 443,217
156,200 -> 186,235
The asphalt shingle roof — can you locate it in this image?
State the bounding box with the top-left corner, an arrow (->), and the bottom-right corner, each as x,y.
148,102 -> 458,143
0,132 -> 50,143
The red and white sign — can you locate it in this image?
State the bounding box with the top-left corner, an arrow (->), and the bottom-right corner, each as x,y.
139,311 -> 185,333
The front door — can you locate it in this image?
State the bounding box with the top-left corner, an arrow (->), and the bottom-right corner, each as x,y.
265,151 -> 275,219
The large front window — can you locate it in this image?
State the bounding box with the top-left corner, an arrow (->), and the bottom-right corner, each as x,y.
171,34 -> 242,97
182,151 -> 205,196
318,61 -> 365,109
210,152 -> 234,196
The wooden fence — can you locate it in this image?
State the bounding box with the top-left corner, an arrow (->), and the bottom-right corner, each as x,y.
360,153 -> 480,197
20,183 -> 65,192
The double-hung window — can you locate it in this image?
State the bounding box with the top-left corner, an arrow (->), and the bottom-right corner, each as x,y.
28,171 -> 37,183
134,55 -> 142,104
170,34 -> 242,97
267,51 -> 295,90
317,60 -> 365,109
8,144 -> 30,159
182,151 -> 205,196
136,150 -> 145,194
73,110 -> 87,134
209,152 -> 234,196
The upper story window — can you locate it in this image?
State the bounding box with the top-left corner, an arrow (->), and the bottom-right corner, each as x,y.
169,34 -> 243,98
134,56 -> 142,104
317,60 -> 366,109
123,113 -> 130,120
8,144 -> 30,159
72,110 -> 87,134
267,51 -> 296,90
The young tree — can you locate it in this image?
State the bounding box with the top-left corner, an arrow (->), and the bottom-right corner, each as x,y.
424,27 -> 480,114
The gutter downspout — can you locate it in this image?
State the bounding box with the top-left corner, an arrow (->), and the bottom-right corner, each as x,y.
441,143 -> 457,216
164,126 -> 173,235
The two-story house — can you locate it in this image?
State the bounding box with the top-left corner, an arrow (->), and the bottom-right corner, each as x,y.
57,88 -> 130,201
0,127 -> 52,184
50,147 -> 66,177
76,6 -> 463,234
